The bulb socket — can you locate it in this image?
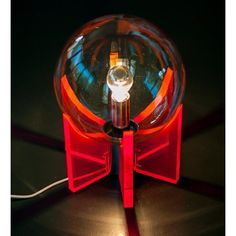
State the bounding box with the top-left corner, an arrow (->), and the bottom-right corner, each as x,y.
111,95 -> 130,129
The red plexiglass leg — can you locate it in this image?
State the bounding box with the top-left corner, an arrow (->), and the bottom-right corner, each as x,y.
119,130 -> 134,208
134,105 -> 183,184
63,105 -> 182,207
63,113 -> 112,192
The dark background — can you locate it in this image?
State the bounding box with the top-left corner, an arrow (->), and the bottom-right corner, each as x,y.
11,0 -> 225,235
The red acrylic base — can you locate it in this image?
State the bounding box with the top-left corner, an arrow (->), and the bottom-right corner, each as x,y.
63,105 -> 182,207
119,130 -> 134,208
63,113 -> 111,192
134,104 -> 183,184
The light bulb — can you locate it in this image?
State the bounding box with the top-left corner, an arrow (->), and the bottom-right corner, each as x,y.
107,65 -> 133,103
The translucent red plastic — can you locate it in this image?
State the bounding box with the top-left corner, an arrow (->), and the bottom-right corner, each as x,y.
62,105 -> 182,207
119,130 -> 134,208
63,113 -> 111,192
134,105 -> 183,184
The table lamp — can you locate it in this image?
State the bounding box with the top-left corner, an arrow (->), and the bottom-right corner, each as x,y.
54,15 -> 186,208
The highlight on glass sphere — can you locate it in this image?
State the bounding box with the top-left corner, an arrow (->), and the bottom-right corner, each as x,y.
54,14 -> 185,140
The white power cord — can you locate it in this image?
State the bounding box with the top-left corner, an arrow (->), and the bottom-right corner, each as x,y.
11,177 -> 68,199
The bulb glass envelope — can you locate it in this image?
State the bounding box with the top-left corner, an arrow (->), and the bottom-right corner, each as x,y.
54,15 -> 185,141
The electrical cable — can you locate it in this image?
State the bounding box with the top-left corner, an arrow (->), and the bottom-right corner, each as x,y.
11,177 -> 68,199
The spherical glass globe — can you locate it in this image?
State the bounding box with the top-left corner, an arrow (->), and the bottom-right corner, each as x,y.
54,14 -> 185,141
